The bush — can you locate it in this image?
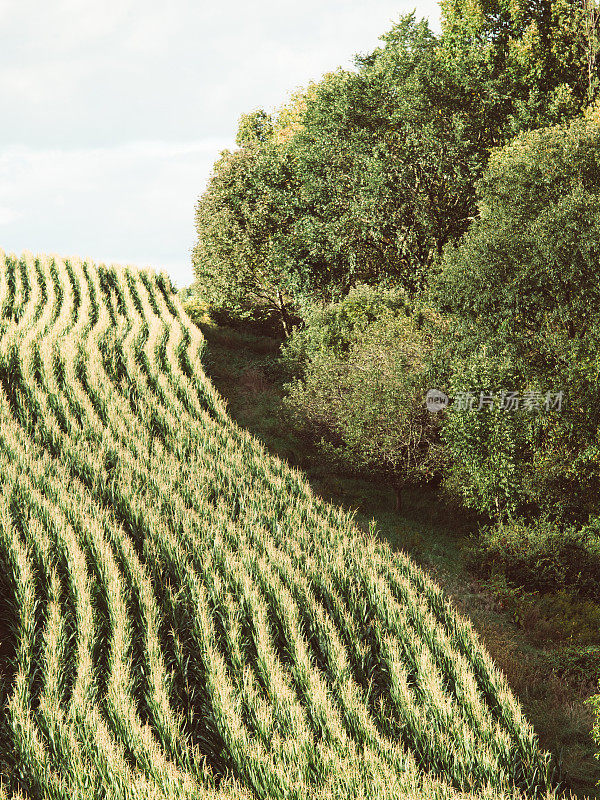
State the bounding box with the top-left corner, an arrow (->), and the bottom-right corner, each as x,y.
470,515 -> 600,600
282,295 -> 445,509
281,284 -> 411,372
182,293 -> 213,326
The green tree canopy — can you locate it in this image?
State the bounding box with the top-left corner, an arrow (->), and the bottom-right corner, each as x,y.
439,0 -> 599,135
192,132 -> 300,335
433,105 -> 600,520
192,3 -> 599,325
193,14 -> 488,314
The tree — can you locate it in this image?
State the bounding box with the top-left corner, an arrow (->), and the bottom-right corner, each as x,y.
192,124 -> 300,336
192,14 -> 495,314
192,5 -> 596,324
282,290 -> 444,510
439,0 -> 597,135
433,105 -> 600,521
284,15 -> 484,295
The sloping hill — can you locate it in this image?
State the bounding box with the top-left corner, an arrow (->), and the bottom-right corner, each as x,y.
0,250 -> 561,799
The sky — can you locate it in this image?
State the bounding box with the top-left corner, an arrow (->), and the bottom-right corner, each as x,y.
1,0 -> 441,287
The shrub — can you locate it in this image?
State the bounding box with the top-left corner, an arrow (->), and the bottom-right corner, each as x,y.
282,298 -> 445,510
470,515 -> 600,600
182,293 -> 213,326
281,284 -> 411,372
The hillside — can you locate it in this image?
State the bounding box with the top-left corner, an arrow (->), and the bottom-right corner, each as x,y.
0,250 -> 567,800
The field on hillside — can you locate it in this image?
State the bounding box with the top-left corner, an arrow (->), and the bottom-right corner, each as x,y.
0,250 -> 565,800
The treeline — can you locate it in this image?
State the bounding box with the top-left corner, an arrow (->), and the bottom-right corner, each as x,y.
189,0 -> 600,761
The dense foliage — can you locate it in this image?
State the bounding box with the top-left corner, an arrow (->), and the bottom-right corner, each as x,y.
281,287 -> 444,509
439,0 -> 595,134
192,4 -> 597,328
470,515 -> 600,599
192,139 -> 298,334
434,107 -> 600,522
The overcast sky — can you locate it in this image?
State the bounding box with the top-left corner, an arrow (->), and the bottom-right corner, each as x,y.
1,0 -> 440,287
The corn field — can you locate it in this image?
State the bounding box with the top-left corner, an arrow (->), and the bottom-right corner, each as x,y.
0,250 -> 565,800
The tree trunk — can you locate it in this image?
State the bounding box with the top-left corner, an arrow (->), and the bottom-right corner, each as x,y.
393,482 -> 403,513
277,291 -> 291,338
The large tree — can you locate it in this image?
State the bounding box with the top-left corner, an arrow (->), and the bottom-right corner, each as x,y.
192,15 -> 489,315
283,15 -> 486,295
192,4 -> 598,323
433,105 -> 600,521
192,117 -> 301,335
439,0 -> 599,135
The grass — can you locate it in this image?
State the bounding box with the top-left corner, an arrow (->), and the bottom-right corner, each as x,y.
197,319 -> 600,799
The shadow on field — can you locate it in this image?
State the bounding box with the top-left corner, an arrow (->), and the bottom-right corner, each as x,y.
0,555 -> 17,780
197,321 -> 600,799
